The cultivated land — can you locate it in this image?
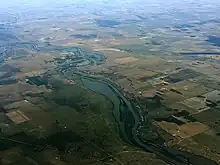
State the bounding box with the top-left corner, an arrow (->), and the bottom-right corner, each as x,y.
0,0 -> 220,164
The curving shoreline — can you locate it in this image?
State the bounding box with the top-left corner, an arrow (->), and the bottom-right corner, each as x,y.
74,71 -> 218,165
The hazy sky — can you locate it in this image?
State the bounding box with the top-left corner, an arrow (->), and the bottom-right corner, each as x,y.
1,0 -> 220,13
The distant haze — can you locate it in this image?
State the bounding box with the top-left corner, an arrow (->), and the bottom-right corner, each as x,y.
1,0 -> 219,8
1,0 -> 220,14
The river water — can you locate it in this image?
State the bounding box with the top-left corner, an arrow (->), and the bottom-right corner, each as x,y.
79,74 -> 218,165
81,77 -> 136,144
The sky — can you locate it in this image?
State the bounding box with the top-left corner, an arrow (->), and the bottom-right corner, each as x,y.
0,0 -> 220,13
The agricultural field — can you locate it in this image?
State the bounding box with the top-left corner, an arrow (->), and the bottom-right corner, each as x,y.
0,0 -> 220,165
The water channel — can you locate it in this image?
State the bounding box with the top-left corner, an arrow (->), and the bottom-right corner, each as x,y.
77,72 -> 218,165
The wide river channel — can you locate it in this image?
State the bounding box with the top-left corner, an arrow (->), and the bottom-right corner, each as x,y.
76,71 -> 218,165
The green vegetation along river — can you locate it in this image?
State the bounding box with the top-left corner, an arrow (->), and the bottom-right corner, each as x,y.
75,71 -> 218,165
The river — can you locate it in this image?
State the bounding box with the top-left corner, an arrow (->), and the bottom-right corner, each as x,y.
75,71 -> 218,165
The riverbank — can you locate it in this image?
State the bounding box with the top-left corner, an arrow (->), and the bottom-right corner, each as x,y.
73,70 -> 219,165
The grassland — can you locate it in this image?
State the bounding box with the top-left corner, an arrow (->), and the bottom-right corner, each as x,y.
1,1 -> 220,164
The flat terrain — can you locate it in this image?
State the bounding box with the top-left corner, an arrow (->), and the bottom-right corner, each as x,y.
0,0 -> 220,164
